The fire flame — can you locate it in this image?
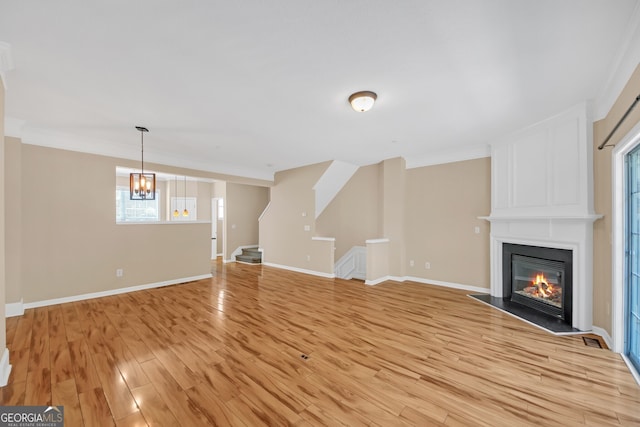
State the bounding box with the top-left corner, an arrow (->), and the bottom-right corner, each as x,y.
532,273 -> 553,298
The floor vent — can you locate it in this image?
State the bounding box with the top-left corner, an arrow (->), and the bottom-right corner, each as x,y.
582,336 -> 603,349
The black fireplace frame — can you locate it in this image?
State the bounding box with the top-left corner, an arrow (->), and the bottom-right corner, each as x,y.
502,243 -> 573,324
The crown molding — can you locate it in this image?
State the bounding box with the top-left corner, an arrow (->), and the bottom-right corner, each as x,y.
0,41 -> 14,90
594,3 -> 640,120
14,124 -> 275,182
405,143 -> 490,169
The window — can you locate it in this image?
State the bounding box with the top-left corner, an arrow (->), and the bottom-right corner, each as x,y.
116,187 -> 159,222
170,197 -> 198,221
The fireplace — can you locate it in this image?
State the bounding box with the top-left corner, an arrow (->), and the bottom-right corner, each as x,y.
481,103 -> 599,332
502,243 -> 573,325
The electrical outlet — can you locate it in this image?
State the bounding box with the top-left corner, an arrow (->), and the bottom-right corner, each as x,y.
425,262 -> 431,269
409,260 -> 414,267
306,255 -> 311,261
304,225 -> 311,231
474,226 -> 480,234
116,268 -> 123,277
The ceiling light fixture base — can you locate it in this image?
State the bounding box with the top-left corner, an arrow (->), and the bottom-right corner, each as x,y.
348,91 -> 377,112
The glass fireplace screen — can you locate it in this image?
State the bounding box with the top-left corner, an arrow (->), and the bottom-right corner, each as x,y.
511,254 -> 565,317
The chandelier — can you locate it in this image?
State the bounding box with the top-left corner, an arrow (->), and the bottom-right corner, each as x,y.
129,126 -> 156,200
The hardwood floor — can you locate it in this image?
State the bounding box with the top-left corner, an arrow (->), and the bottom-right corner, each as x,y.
2,260 -> 639,426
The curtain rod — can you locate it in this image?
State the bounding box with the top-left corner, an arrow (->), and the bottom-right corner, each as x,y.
598,93 -> 640,150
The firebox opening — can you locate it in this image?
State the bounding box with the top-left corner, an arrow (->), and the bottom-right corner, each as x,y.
503,243 -> 573,326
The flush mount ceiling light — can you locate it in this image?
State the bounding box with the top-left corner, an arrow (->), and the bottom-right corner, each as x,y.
129,126 -> 156,200
348,91 -> 377,112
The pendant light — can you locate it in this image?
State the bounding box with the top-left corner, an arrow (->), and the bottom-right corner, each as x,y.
172,175 -> 180,218
129,126 -> 156,200
182,176 -> 189,217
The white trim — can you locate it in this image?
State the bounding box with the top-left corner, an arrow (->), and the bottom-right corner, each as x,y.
5,299 -> 24,317
258,201 -> 271,222
591,326 -> 613,351
621,354 -> 640,387
21,274 -> 212,310
480,215 -> 602,222
404,276 -> 489,294
406,143 -> 490,169
612,121 -> 640,353
262,262 -> 335,279
365,276 -> 394,286
365,238 -> 390,244
313,161 -> 359,218
0,349 -> 11,387
19,126 -> 275,182
116,220 -> 211,226
364,275 -> 488,294
311,236 -> 335,242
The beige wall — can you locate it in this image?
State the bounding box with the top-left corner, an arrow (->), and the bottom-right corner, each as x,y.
259,161 -> 331,270
405,157 -> 491,289
262,156 -> 490,287
5,137 -> 21,303
225,182 -> 269,260
381,158 -> 407,277
8,143 -> 213,303
0,79 -> 6,353
316,164 -> 379,259
593,63 -> 640,334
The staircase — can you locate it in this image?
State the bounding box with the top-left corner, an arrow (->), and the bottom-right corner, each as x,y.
235,247 -> 262,264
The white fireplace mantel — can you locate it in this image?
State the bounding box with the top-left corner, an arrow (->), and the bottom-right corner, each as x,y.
484,102 -> 600,332
481,215 -> 601,331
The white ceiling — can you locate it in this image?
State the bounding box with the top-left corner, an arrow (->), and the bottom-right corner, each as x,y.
1,1 -> 639,181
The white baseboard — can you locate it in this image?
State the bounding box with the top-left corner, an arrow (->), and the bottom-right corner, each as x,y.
5,299 -> 24,317
365,276 -> 391,286
621,353 -> 640,387
365,275 -> 489,294
15,274 -> 212,312
262,262 -> 335,279
591,326 -> 613,350
404,276 -> 490,294
0,348 -> 11,387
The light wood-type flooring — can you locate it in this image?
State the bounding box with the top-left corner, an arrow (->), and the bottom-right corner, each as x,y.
1,260 -> 640,426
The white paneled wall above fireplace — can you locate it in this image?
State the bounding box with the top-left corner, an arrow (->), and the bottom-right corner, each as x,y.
482,102 -> 602,331
490,102 -> 594,219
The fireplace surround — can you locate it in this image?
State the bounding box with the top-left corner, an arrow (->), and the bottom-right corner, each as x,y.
481,103 -> 601,332
503,243 -> 573,324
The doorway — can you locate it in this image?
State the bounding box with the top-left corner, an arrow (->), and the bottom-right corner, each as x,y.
625,145 -> 640,373
211,197 -> 224,259
613,121 -> 640,383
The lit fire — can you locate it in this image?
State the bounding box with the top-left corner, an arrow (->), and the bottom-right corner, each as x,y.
516,272 -> 562,307
532,273 -> 554,298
